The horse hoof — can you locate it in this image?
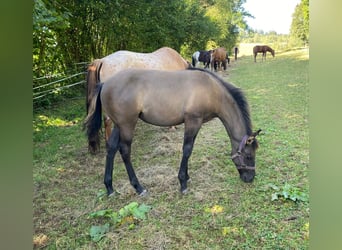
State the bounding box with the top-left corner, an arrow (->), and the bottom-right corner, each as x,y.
107,190 -> 121,197
139,189 -> 148,197
181,188 -> 189,195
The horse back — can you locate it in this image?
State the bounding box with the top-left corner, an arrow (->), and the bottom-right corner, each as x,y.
198,50 -> 211,62
101,69 -> 223,126
253,45 -> 261,53
212,47 -> 227,61
96,47 -> 189,82
153,47 -> 189,69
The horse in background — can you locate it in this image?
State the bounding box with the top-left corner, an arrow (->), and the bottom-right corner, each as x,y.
84,67 -> 261,196
86,47 -> 190,149
234,46 -> 239,61
253,45 -> 275,62
210,47 -> 228,71
192,50 -> 212,68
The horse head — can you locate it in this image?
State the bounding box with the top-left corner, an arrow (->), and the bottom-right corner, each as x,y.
231,129 -> 262,183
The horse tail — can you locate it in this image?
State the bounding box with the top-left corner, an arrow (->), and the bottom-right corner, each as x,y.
86,59 -> 102,113
83,83 -> 103,154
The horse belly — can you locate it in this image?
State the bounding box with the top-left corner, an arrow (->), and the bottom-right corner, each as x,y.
139,98 -> 185,126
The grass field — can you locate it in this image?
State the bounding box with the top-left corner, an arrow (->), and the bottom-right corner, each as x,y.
33,47 -> 309,249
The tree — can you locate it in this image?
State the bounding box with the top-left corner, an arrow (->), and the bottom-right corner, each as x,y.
290,0 -> 309,45
33,0 -> 71,77
33,0 -> 251,82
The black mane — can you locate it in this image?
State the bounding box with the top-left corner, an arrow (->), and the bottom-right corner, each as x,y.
187,68 -> 252,135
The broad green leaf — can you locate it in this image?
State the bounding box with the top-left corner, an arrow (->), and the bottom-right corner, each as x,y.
126,202 -> 139,211
138,204 -> 152,213
267,183 -> 280,191
132,204 -> 151,220
271,193 -> 279,201
282,190 -> 289,199
89,223 -> 110,242
89,209 -> 114,218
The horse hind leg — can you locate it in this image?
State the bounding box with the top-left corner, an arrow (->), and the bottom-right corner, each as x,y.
104,126 -> 120,196
104,116 -> 112,141
119,124 -> 147,196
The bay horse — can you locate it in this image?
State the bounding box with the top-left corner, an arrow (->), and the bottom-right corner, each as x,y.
86,47 -> 190,147
253,45 -> 275,62
192,50 -> 212,68
84,67 -> 261,196
210,47 -> 228,71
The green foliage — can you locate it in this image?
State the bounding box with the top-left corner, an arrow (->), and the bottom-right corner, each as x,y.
33,0 -> 71,77
290,0 -> 309,45
88,202 -> 152,242
265,183 -> 309,202
33,0 -> 250,77
89,223 -> 110,242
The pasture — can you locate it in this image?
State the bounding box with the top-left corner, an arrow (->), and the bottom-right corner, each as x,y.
33,47 -> 309,249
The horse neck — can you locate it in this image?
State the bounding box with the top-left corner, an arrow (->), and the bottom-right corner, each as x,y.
219,93 -> 251,153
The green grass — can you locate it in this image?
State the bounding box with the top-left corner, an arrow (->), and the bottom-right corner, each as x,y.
33,47 -> 309,249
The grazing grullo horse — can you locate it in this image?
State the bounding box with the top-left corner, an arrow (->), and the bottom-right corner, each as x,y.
84,67 -> 261,196
210,47 -> 228,71
86,47 -> 190,149
192,50 -> 212,68
253,45 -> 275,62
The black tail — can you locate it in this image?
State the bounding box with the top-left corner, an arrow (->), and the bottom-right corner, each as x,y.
83,83 -> 103,154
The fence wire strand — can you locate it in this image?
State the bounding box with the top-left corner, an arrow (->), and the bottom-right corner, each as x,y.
33,70 -> 86,102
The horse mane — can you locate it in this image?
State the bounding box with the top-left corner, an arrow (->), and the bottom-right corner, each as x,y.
187,68 -> 252,135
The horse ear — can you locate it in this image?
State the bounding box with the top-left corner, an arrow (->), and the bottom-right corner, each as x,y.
246,129 -> 262,145
253,129 -> 262,137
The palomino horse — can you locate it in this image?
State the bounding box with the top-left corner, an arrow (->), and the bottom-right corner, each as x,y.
210,47 -> 228,71
192,50 -> 212,68
253,45 -> 275,62
86,47 -> 190,147
84,67 -> 261,196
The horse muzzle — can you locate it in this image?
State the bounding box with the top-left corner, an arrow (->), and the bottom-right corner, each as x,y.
239,170 -> 255,183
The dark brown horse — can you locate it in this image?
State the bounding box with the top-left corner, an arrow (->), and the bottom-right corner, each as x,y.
253,45 -> 275,62
210,47 -> 228,71
86,47 -> 190,145
84,67 -> 261,196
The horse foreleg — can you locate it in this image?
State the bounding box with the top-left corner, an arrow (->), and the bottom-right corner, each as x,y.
104,126 -> 120,196
178,118 -> 202,194
223,61 -> 227,70
262,52 -> 266,61
204,61 -> 209,69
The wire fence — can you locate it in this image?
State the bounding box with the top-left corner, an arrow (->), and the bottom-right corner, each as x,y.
33,63 -> 88,106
